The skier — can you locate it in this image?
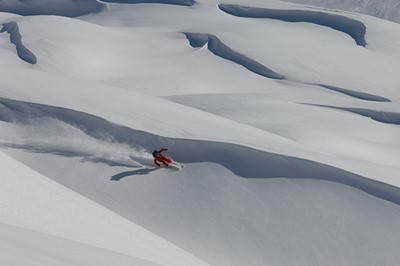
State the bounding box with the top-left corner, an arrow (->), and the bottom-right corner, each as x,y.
152,148 -> 172,167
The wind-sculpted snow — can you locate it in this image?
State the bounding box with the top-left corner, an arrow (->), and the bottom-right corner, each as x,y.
101,0 -> 195,6
340,109 -> 400,125
0,0 -> 104,17
219,4 -> 367,46
0,22 -> 37,64
313,105 -> 400,125
1,97 -> 400,206
183,33 -> 285,80
281,0 -> 400,24
317,84 -> 391,102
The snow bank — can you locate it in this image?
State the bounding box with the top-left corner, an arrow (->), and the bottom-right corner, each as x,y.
2,96 -> 400,206
183,32 -> 285,79
0,0 -> 104,17
219,4 -> 367,46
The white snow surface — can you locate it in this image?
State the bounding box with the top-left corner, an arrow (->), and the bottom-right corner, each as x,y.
281,0 -> 400,23
1,0 -> 400,265
0,151 -> 206,266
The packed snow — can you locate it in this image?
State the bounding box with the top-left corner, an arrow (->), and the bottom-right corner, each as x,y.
1,0 -> 400,265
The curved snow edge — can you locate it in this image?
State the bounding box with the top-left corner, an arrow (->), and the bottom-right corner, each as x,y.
219,4 -> 367,46
101,0 -> 195,6
0,0 -> 104,17
1,97 -> 399,206
183,32 -> 285,80
1,22 -> 37,64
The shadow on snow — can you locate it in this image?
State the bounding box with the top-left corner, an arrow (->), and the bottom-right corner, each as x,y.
1,97 -> 400,205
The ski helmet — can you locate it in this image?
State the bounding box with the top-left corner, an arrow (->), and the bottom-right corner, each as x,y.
152,150 -> 159,157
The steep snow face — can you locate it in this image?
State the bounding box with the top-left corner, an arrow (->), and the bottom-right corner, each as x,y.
6,151 -> 400,266
281,0 -> 400,23
0,151 -> 207,266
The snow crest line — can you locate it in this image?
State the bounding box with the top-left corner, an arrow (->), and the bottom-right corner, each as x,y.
182,34 -> 390,103
309,104 -> 400,125
0,0 -> 105,17
101,0 -> 195,6
183,32 -> 285,80
219,4 -> 367,46
1,22 -> 37,64
1,97 -> 400,205
316,84 -> 391,102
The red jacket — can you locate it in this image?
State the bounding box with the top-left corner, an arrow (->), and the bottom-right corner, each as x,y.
154,148 -> 171,167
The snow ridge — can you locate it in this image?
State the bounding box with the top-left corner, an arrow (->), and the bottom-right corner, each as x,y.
316,84 -> 391,102
101,0 -> 195,6
313,105 -> 400,125
0,22 -> 37,64
2,97 -> 400,206
281,0 -> 400,23
219,4 -> 367,46
0,0 -> 104,17
183,32 -> 285,80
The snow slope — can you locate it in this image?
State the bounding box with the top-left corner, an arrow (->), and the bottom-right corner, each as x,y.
281,0 -> 400,23
0,223 -> 160,266
1,0 -> 400,265
0,151 -> 207,266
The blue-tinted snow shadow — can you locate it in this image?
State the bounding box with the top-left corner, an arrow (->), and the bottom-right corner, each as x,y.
308,104 -> 400,125
183,32 -> 285,80
0,0 -> 105,17
101,0 -> 195,6
183,34 -> 392,103
1,22 -> 37,64
1,97 -> 399,205
316,84 -> 391,102
219,4 -> 367,46
111,168 -> 157,181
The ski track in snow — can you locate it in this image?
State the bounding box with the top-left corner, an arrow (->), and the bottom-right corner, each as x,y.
1,97 -> 400,206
